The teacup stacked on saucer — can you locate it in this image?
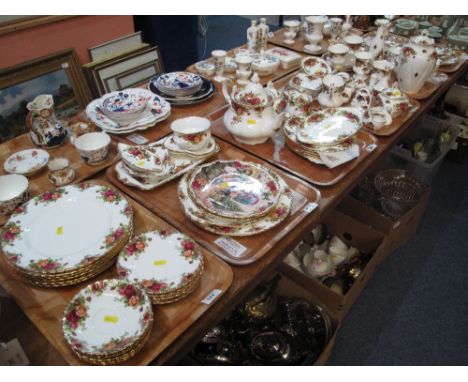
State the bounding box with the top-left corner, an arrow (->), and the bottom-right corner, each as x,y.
178,160 -> 293,236
62,279 -> 153,365
283,107 -> 363,166
164,116 -> 217,158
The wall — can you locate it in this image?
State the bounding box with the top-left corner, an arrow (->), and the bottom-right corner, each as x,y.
0,16 -> 135,69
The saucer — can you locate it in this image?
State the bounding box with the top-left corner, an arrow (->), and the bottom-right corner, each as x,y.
164,136 -> 216,157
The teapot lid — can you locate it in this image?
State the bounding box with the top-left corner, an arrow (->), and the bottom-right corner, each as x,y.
233,73 -> 272,108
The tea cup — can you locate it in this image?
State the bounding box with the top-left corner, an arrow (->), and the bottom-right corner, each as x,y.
327,43 -> 350,70
74,132 -> 111,165
365,107 -> 392,131
47,158 -> 75,186
318,73 -> 354,108
0,174 -> 29,216
343,34 -> 364,51
354,51 -> 373,75
171,116 -> 212,152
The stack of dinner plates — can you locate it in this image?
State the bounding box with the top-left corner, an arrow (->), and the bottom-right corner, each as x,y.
178,160 -> 292,236
86,88 -> 171,134
117,229 -> 204,304
149,72 -> 215,106
62,279 -> 153,365
0,183 -> 133,287
283,107 -> 362,165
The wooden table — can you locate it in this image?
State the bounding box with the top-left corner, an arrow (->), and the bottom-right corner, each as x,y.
0,134 -> 118,226
0,41 -> 466,365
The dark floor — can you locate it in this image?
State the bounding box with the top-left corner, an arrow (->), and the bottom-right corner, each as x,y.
328,157 -> 468,365
197,15 -> 468,366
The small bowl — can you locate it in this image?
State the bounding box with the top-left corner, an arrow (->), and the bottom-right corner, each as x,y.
0,174 -> 29,216
195,61 -> 215,77
251,55 -> 280,77
74,132 -> 111,165
304,44 -> 322,55
170,116 -> 212,152
102,91 -> 148,124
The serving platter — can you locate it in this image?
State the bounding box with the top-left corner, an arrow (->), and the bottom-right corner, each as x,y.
0,180 -> 233,365
114,136 -> 220,191
106,139 -> 320,265
0,133 -> 119,228
209,107 -> 378,187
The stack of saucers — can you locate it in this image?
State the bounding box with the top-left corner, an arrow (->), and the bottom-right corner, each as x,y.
0,183 -> 133,287
178,160 -> 293,236
118,142 -> 174,183
117,229 -> 204,304
62,279 -> 153,365
149,72 -> 215,105
86,88 -> 171,135
283,107 -> 362,165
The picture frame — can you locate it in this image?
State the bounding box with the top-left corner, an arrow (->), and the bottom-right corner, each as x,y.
113,62 -> 161,90
88,31 -> 144,62
86,46 -> 164,95
0,48 -> 92,143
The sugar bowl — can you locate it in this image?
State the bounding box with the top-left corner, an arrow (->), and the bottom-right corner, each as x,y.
0,174 -> 29,216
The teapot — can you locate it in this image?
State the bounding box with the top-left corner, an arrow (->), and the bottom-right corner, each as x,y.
26,94 -> 67,148
396,31 -> 437,95
222,73 -> 285,145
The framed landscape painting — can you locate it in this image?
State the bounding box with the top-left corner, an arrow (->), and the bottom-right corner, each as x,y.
0,49 -> 92,143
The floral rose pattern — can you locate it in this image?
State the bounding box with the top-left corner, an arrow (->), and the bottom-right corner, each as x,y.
178,237 -> 200,263
34,188 -> 66,205
121,233 -> 152,259
28,258 -> 66,272
99,186 -> 122,204
116,281 -> 146,308
63,295 -> 89,334
1,221 -> 21,245
101,224 -> 128,250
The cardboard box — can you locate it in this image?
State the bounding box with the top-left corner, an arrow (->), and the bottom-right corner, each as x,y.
336,190 -> 431,259
180,273 -> 339,366
279,209 -> 386,320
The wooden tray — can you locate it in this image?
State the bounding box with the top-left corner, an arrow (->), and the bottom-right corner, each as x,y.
187,43 -> 302,85
363,99 -> 421,136
106,140 -> 321,266
209,110 -> 378,187
438,52 -> 467,73
268,28 -> 329,55
0,180 -> 233,366
410,77 -> 445,100
0,133 -> 118,227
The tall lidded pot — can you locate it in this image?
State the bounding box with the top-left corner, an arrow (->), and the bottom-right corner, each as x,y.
222,73 -> 285,145
396,31 -> 438,95
26,94 -> 67,147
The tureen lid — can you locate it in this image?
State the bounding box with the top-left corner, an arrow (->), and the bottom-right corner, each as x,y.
233,73 -> 272,108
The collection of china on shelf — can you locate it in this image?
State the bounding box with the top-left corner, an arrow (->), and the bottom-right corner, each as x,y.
178,159 -> 292,236
0,183 -> 133,287
86,88 -> 171,135
149,72 -> 215,105
115,116 -> 219,191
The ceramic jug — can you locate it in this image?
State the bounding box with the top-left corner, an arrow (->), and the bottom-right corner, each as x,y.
396,31 -> 437,95
26,94 -> 67,148
222,73 -> 285,145
370,19 -> 391,58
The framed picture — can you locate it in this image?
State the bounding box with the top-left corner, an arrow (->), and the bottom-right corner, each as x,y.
88,31 -> 144,62
0,48 -> 92,143
86,46 -> 164,95
114,62 -> 160,89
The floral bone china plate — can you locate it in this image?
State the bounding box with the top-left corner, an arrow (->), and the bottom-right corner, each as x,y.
116,230 -> 204,297
178,169 -> 292,237
62,279 -> 153,356
188,160 -> 282,220
300,57 -> 332,78
0,183 -> 132,274
118,143 -> 171,174
4,148 -> 49,176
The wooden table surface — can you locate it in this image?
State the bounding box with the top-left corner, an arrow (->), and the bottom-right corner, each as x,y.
0,40 -> 466,365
